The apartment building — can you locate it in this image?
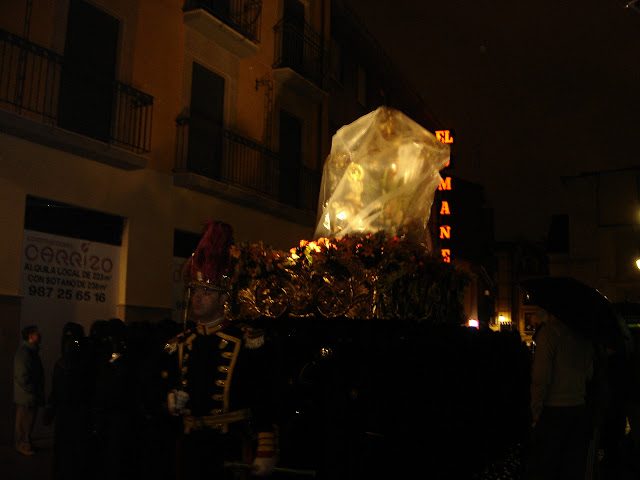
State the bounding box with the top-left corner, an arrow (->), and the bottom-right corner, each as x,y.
492,167 -> 640,341
0,0 -> 461,439
549,168 -> 640,303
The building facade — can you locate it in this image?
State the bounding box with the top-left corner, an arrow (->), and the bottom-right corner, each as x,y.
492,167 -> 640,342
550,168 -> 640,303
1,0 -> 460,439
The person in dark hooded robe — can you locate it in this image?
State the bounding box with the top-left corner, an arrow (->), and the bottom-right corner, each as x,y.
45,322 -> 92,480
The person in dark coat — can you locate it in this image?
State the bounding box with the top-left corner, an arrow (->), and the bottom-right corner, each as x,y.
14,325 -> 45,456
89,317 -> 135,480
44,322 -> 92,480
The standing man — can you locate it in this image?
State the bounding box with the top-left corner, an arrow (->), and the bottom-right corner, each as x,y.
14,325 -> 45,456
523,308 -> 595,480
165,220 -> 279,478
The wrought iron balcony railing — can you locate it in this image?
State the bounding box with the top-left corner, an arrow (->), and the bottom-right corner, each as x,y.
273,18 -> 325,89
183,0 -> 262,44
175,115 -> 319,211
0,28 -> 153,154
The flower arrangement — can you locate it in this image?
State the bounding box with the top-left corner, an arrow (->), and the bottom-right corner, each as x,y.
227,233 -> 469,324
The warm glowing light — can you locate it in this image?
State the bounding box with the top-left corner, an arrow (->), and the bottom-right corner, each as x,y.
435,130 -> 454,144
438,177 -> 452,191
441,249 -> 451,263
636,258 -> 640,270
468,319 -> 479,328
317,237 -> 332,248
308,242 -> 321,253
499,315 -> 507,323
440,201 -> 451,215
348,163 -> 364,181
337,211 -> 348,221
323,214 -> 331,230
439,225 -> 451,239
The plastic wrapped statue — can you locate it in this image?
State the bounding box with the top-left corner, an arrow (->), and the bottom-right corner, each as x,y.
314,107 -> 450,242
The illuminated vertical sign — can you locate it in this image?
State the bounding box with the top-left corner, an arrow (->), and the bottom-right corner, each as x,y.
436,130 -> 454,263
435,130 -> 454,144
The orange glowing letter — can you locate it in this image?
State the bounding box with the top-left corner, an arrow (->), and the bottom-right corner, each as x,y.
439,226 -> 451,239
440,201 -> 451,215
441,249 -> 451,263
435,130 -> 454,144
438,177 -> 452,191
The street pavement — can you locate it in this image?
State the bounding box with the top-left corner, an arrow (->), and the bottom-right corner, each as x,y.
0,435 -> 53,480
1,433 -> 638,480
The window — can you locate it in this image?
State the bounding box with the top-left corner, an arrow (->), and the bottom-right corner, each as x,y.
24,196 -> 124,246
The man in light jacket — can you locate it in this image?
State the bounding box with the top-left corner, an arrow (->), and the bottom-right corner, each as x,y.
14,325 -> 45,455
524,308 -> 594,480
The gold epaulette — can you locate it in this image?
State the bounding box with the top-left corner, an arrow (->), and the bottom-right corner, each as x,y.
164,329 -> 196,355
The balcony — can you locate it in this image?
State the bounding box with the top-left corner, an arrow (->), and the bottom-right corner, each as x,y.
174,115 -> 319,223
273,19 -> 327,103
183,0 -> 261,58
0,28 -> 153,169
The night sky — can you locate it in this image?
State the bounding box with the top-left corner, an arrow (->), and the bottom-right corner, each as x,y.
347,0 -> 640,242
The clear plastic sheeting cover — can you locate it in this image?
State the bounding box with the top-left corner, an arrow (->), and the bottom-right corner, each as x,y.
314,107 -> 450,242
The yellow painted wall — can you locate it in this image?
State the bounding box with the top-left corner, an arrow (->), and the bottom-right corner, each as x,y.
0,132 -> 313,305
0,0 -> 336,443
0,0 -> 326,305
236,0 -> 276,142
0,178 -> 26,296
0,0 -> 55,43
132,0 -> 185,171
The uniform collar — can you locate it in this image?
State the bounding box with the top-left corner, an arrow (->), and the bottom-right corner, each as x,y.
196,318 -> 230,336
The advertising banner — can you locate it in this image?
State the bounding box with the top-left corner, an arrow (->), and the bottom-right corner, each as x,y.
19,230 -> 121,412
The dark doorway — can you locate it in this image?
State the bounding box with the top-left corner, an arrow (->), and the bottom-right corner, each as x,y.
278,110 -> 302,206
24,196 -> 124,246
188,63 -> 225,179
58,0 -> 119,143
198,0 -> 231,19
282,0 -> 304,71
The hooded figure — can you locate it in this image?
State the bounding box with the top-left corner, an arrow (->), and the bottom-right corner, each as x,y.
46,322 -> 92,480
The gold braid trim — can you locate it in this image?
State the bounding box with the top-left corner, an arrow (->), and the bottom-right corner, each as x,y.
170,330 -> 242,434
216,331 -> 242,433
256,430 -> 279,458
183,409 -> 250,434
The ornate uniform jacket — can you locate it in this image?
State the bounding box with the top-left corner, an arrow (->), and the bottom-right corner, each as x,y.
165,321 -> 277,439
